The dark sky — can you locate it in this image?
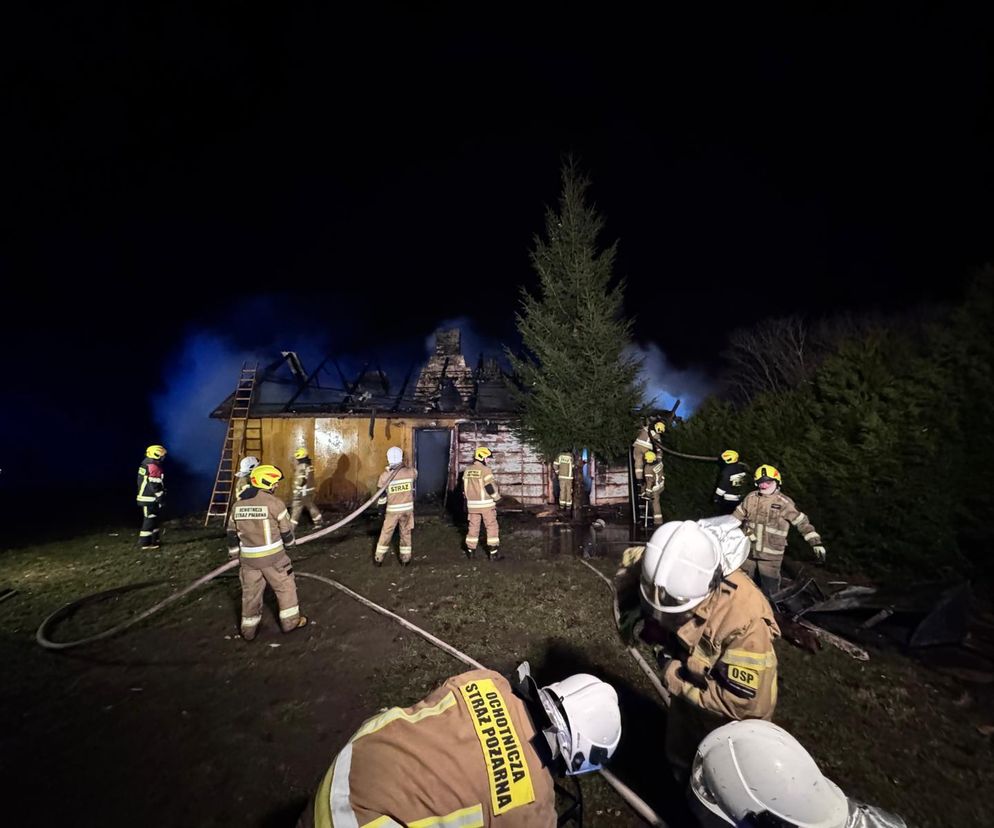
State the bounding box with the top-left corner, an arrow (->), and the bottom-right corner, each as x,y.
3,5 -> 993,497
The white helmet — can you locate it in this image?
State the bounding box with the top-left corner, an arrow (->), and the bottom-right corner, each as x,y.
695,515 -> 750,575
689,720 -> 850,828
518,663 -> 622,776
386,446 -> 403,466
640,521 -> 721,615
238,456 -> 260,477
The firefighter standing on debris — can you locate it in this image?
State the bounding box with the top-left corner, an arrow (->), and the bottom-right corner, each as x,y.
226,464 -> 307,640
712,449 -> 749,515
631,520 -> 781,779
235,455 -> 259,499
553,451 -> 574,509
374,446 -> 418,566
291,448 -> 325,530
733,464 -> 826,597
463,446 -> 501,560
642,450 -> 666,525
296,662 -> 622,828
136,444 -> 167,549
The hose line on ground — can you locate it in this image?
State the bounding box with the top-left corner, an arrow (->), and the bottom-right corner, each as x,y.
35,470 -> 399,651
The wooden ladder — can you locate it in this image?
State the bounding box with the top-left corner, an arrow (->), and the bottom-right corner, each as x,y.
204,363 -> 262,526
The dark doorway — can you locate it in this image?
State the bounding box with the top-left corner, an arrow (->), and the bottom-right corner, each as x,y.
414,428 -> 451,505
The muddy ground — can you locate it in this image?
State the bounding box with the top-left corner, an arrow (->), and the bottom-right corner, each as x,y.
0,510 -> 990,827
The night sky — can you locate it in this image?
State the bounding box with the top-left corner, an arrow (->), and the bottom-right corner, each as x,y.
4,6 -> 993,517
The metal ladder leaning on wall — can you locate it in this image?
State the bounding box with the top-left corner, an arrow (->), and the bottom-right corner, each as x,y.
204,363 -> 262,526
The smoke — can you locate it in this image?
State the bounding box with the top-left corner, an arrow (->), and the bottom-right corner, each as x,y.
627,342 -> 714,415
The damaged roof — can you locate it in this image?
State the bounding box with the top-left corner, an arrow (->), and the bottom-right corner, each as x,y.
210,331 -> 520,419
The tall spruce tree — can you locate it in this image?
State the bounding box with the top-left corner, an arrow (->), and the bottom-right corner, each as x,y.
507,161 -> 645,469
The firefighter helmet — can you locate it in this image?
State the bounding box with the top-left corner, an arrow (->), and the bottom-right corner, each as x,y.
250,464 -> 283,491
653,421 -> 666,434
387,446 -> 403,466
145,445 -> 167,460
293,448 -> 309,460
644,450 -> 657,463
474,446 -> 492,462
517,662 -> 622,777
720,449 -> 739,464
754,465 -> 782,485
238,456 -> 260,476
641,521 -> 722,615
689,720 -> 850,828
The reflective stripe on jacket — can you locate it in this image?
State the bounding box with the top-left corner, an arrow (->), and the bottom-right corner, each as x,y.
136,458 -> 165,504
226,488 -> 295,569
294,460 -> 316,497
463,461 -> 499,512
377,465 -> 418,513
553,453 -> 573,480
732,489 -> 821,559
302,669 -> 556,828
669,570 -> 780,721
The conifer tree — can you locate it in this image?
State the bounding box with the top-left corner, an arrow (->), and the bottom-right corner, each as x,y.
507,161 -> 644,477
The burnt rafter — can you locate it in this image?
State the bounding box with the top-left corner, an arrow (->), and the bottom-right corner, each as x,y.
282,354 -> 332,412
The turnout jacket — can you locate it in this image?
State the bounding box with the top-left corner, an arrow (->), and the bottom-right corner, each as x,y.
463,460 -> 500,512
294,459 -> 317,498
664,570 -> 780,722
136,458 -> 165,504
376,465 -> 418,513
300,668 -> 556,828
732,489 -> 822,560
643,459 -> 665,494
713,461 -> 749,505
553,453 -> 573,479
226,488 -> 295,569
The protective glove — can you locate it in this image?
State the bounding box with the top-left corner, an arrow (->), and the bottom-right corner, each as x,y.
663,658 -> 685,696
812,545 -> 827,562
620,546 -> 645,568
227,546 -> 240,558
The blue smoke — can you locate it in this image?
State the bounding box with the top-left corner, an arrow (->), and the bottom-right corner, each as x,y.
627,342 -> 714,415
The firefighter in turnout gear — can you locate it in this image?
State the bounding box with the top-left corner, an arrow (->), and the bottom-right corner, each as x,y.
642,450 -> 666,525
463,446 -> 501,559
553,451 -> 574,509
732,465 -> 826,597
290,448 -> 324,530
226,464 -> 307,640
632,420 -> 666,484
235,455 -> 260,499
712,450 -> 749,515
375,446 -> 418,566
136,445 -> 167,549
296,663 -> 622,828
638,520 -> 781,780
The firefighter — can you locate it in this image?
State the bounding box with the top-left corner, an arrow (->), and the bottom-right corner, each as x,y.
463,446 -> 501,560
689,720 -> 908,828
712,449 -> 749,515
226,464 -> 308,640
732,465 -> 826,597
553,450 -> 574,509
632,420 -> 666,485
235,455 -> 260,499
296,662 -> 622,828
290,447 -> 325,530
374,446 -> 418,567
642,450 -> 666,525
136,444 -> 167,550
638,520 -> 781,779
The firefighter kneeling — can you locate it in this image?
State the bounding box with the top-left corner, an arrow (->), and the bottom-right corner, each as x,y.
297,663 -> 622,828
640,520 -> 780,779
227,464 -> 307,641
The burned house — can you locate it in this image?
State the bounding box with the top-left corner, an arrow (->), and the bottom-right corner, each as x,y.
207,330 -> 629,520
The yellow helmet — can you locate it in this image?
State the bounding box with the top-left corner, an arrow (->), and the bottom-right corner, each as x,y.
644,450 -> 657,463
474,446 -> 492,462
720,450 -> 739,464
754,464 -> 782,485
146,445 -> 167,460
250,464 -> 284,491
653,421 -> 666,434
293,447 -> 309,460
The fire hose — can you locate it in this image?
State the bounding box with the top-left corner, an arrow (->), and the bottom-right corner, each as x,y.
35,472 -> 668,825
